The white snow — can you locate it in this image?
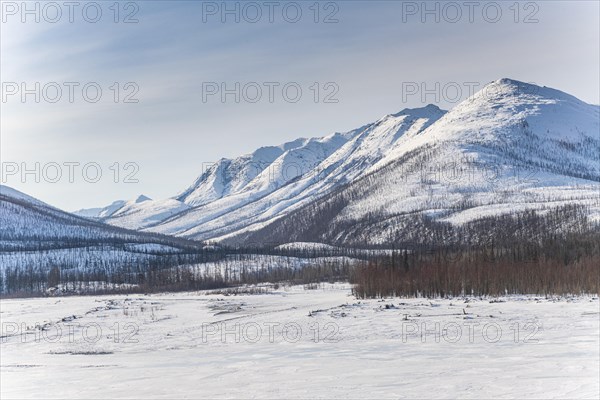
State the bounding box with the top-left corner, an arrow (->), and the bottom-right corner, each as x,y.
1,285 -> 598,399
332,80 -> 600,232
78,79 -> 600,243
73,200 -> 126,219
106,198 -> 190,229
0,185 -> 51,208
140,105 -> 446,240
276,242 -> 343,251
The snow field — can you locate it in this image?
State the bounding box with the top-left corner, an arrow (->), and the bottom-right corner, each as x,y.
1,284 -> 598,399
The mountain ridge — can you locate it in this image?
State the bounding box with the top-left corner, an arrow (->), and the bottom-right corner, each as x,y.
58,78 -> 600,245
229,78 -> 599,246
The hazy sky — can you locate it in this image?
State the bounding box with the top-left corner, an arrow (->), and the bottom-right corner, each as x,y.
1,0 -> 599,211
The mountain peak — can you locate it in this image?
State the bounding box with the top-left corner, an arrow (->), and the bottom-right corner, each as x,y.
479,78 -> 540,96
481,78 -> 580,101
391,104 -> 446,119
459,78 -> 591,114
135,195 -> 151,203
400,103 -> 444,112
495,77 -> 527,86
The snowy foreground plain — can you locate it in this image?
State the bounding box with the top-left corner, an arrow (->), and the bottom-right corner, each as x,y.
1,284 -> 598,399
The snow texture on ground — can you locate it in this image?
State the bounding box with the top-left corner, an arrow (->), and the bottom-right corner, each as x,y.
1,284 -> 598,399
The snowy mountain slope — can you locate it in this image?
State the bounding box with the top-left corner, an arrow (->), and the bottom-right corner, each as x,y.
74,195 -> 155,220
0,185 -> 49,208
104,197 -> 191,229
370,79 -> 599,176
0,186 -> 221,285
98,130 -> 362,231
0,185 -> 200,251
72,194 -> 191,230
176,147 -> 285,207
176,133 -> 357,207
73,199 -> 127,219
140,105 -> 446,239
231,79 -> 600,246
64,78 -> 598,245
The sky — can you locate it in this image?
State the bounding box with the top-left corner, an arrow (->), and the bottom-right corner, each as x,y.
1,0 -> 599,211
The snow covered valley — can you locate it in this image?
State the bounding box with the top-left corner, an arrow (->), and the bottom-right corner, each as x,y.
1,284 -> 598,399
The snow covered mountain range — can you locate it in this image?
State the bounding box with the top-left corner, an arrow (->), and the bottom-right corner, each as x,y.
0,185 -> 199,252
237,79 -> 600,246
75,104 -> 447,239
12,79 -> 600,246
